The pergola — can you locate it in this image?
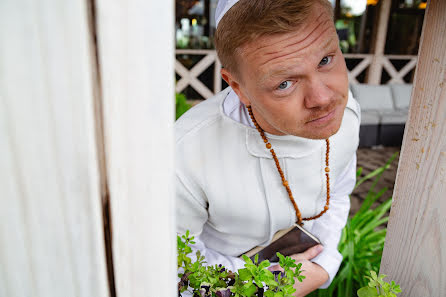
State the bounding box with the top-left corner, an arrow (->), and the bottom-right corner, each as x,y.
0,0 -> 444,297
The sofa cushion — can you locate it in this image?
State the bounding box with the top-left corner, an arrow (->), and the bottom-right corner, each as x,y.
361,111 -> 380,125
380,110 -> 408,125
390,84 -> 413,110
350,84 -> 394,111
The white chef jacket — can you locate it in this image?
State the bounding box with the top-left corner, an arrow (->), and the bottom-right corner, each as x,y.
176,87 -> 360,289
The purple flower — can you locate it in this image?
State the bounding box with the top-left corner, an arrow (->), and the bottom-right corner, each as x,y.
272,270 -> 285,282
216,288 -> 231,297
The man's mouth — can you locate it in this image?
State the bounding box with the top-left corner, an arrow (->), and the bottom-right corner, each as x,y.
306,107 -> 337,124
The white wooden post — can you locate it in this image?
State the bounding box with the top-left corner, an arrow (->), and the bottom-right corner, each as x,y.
94,0 -> 176,296
0,1 -> 109,297
367,0 -> 392,84
380,0 -> 446,296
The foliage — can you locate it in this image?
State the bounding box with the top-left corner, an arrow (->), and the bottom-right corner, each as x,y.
177,231 -> 305,297
176,93 -> 191,120
357,271 -> 401,297
308,152 -> 399,297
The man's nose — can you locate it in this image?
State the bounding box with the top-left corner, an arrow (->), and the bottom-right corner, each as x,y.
303,78 -> 334,109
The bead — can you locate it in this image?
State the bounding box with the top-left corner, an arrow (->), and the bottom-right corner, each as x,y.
249,103 -> 331,223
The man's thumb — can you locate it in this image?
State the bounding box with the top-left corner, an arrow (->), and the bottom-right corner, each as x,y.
300,244 -> 323,260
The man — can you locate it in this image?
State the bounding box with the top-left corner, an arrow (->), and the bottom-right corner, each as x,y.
176,0 -> 360,295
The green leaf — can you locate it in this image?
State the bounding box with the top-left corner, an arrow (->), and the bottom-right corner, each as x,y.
238,268 -> 252,281
242,254 -> 253,265
242,283 -> 257,297
357,286 -> 379,297
258,259 -> 271,270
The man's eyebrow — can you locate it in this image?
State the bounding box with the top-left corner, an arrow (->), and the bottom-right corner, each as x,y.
259,67 -> 296,84
259,37 -> 338,84
322,36 -> 338,51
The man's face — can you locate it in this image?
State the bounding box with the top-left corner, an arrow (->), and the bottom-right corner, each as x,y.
222,6 -> 349,139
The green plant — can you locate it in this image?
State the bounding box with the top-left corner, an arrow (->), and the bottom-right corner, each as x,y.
357,271 -> 401,297
176,93 -> 191,120
177,231 -> 305,297
309,152 -> 399,297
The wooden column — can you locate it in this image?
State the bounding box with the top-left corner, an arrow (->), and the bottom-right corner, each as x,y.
0,1 -> 109,296
94,0 -> 176,296
380,1 -> 446,296
367,0 -> 392,84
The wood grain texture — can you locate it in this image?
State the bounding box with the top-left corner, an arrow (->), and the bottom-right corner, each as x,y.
0,1 -> 109,297
380,0 -> 446,296
94,1 -> 176,296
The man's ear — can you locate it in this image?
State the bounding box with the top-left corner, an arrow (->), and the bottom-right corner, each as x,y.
221,68 -> 251,106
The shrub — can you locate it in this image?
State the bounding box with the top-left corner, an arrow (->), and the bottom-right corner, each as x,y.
176,93 -> 191,120
308,153 -> 399,297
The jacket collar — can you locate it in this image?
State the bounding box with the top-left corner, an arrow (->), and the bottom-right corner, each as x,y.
245,129 -> 323,159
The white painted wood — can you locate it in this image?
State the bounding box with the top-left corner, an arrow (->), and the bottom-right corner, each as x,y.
176,53 -> 216,98
0,1 -> 109,297
388,58 -> 418,83
94,1 -> 176,296
367,0 -> 392,84
348,55 -> 373,84
175,49 -> 223,95
380,0 -> 446,296
381,57 -> 404,83
214,57 -> 223,93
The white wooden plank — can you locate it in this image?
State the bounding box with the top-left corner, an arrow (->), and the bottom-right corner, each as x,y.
94,1 -> 176,296
214,57 -> 223,93
380,0 -> 446,296
381,57 -> 403,83
388,58 -> 418,83
176,54 -> 216,98
349,56 -> 372,83
0,1 -> 109,297
367,0 -> 392,84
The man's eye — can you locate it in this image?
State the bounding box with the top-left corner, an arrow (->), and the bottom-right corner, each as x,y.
277,81 -> 292,90
319,56 -> 333,67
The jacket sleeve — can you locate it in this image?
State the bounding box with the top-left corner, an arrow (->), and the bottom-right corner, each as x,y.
176,172 -> 246,272
309,154 -> 356,289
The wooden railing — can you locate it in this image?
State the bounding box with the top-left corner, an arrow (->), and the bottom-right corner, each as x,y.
175,49 -> 418,98
343,53 -> 418,84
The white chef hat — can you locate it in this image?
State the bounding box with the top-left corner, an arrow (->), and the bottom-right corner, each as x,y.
215,0 -> 240,28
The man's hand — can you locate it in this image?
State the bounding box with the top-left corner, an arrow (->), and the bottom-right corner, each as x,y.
268,245 -> 329,297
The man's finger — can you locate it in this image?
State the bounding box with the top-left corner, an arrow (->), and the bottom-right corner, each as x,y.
296,244 -> 323,261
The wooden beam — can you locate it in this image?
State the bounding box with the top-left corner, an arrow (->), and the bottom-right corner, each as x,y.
367,0 -> 392,84
94,1 -> 176,296
380,1 -> 446,296
0,1 -> 109,296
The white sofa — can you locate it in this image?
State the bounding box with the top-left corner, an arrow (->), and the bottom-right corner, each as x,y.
350,83 -> 413,147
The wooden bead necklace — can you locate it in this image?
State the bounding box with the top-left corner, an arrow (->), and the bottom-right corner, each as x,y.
246,105 -> 331,226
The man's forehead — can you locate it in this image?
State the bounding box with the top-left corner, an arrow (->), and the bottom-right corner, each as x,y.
241,12 -> 335,59
256,35 -> 338,83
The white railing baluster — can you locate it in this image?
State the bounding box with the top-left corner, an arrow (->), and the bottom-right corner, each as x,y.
175,50 -> 418,98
